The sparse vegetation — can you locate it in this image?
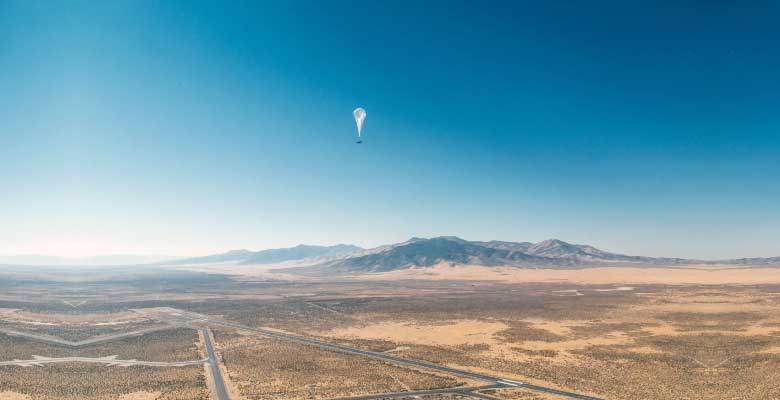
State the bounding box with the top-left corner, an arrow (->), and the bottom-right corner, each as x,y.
4,274 -> 780,399
213,329 -> 471,399
0,364 -> 208,400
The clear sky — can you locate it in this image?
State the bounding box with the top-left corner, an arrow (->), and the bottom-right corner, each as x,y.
1,1 -> 779,259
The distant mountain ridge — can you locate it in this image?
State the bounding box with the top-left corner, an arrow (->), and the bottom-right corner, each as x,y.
173,237 -> 780,273
173,244 -> 363,265
314,237 -> 779,273
329,237 -> 571,273
6,238 -> 778,271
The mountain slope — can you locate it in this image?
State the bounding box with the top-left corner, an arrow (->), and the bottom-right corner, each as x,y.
720,256 -> 780,266
174,237 -> 780,274
327,237 -> 576,273
174,244 -> 362,265
524,239 -> 649,263
239,244 -> 362,265
319,237 -> 740,273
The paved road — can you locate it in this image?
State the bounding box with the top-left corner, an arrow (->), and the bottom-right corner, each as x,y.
207,319 -> 501,382
324,384 -> 503,400
520,384 -> 607,400
464,391 -> 503,400
0,328 -> 74,347
0,355 -> 207,368
202,327 -> 231,400
0,325 -> 174,348
158,311 -> 603,400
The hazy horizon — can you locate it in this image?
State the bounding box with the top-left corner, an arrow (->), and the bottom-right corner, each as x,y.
3,1 -> 779,259
2,235 -> 779,266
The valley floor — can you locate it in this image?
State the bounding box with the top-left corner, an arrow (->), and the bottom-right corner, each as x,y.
2,270 -> 780,399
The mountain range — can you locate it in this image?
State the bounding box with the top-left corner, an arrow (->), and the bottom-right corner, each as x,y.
170,237 -> 780,273
171,244 -> 363,266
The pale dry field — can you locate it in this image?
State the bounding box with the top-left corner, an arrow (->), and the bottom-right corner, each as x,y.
249,284 -> 780,400
0,391 -> 32,400
356,263 -> 780,285
116,392 -> 161,400
188,260 -> 780,286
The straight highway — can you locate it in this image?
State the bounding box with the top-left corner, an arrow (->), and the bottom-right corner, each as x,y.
324,384 -> 503,400
154,310 -> 604,400
202,327 -> 231,400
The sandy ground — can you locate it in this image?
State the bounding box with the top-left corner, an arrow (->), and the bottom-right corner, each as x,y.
0,392 -> 32,400
321,287 -> 780,369
327,320 -> 509,347
325,314 -> 780,360
354,263 -> 780,285
174,261 -> 312,281
322,318 -> 641,364
0,309 -> 147,325
189,260 -> 780,285
117,392 -> 160,400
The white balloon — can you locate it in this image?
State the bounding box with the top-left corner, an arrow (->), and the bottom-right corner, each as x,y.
353,107 -> 366,138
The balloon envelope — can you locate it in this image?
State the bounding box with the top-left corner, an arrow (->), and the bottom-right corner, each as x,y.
353,107 -> 366,137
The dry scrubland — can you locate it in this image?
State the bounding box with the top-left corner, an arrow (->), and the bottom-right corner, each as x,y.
212,328 -> 475,399
5,270 -> 780,399
0,309 -> 168,342
195,283 -> 780,400
0,328 -> 202,362
0,364 -> 208,400
0,303 -> 206,399
479,388 -> 561,399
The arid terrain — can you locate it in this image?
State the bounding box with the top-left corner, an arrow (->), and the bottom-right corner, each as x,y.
2,267 -> 780,399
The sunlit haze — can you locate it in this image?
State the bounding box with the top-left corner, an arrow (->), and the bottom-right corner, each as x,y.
2,1 -> 779,259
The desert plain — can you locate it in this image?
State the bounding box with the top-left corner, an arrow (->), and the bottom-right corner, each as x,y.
1,265 -> 780,400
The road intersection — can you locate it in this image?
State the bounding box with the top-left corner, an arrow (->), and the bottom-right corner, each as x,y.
0,355 -> 207,368
147,308 -> 604,400
0,307 -> 604,400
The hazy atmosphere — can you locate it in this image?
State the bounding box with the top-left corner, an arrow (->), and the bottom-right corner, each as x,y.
2,1 -> 779,259
5,3 -> 780,400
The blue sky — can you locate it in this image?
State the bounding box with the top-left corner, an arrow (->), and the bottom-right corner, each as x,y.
1,1 -> 779,259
